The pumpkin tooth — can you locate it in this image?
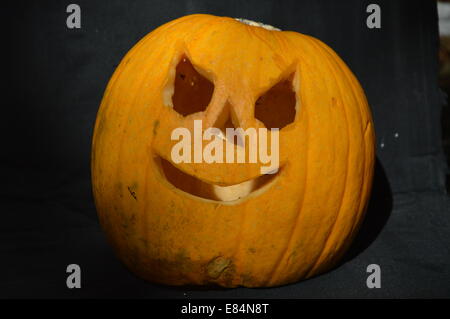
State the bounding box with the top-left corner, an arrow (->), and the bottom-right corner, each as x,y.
212,179 -> 255,201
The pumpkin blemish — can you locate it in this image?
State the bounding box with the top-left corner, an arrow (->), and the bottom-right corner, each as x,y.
153,120 -> 160,136
127,186 -> 137,201
206,256 -> 231,279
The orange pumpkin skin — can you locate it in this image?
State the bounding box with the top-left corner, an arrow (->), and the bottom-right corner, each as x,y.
91,14 -> 375,287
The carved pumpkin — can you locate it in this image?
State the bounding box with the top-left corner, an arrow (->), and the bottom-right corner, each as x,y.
92,14 -> 375,287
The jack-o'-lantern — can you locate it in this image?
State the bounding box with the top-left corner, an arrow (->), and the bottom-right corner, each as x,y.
91,14 -> 375,287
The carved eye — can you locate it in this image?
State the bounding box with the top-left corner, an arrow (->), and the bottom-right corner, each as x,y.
254,74 -> 297,129
171,56 -> 214,116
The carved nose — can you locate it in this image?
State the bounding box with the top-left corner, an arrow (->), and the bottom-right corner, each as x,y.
212,102 -> 244,146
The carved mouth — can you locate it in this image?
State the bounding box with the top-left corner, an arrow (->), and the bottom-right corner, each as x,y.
156,156 -> 279,202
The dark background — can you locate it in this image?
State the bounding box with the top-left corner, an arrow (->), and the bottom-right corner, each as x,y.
1,0 -> 449,298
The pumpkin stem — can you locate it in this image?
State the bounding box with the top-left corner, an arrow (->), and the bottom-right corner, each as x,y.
234,18 -> 281,31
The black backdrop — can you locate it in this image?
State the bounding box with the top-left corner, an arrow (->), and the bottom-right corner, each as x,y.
1,0 -> 449,298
